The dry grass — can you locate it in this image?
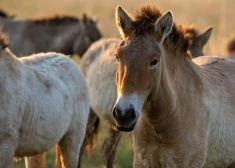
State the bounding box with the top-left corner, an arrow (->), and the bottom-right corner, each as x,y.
1,0 -> 234,167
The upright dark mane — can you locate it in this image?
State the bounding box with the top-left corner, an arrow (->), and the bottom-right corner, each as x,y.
32,15 -> 79,25
131,5 -> 192,58
132,5 -> 162,34
182,25 -> 200,38
0,28 -> 9,48
0,9 -> 11,18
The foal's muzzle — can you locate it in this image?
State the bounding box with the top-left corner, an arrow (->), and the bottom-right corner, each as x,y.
112,105 -> 137,132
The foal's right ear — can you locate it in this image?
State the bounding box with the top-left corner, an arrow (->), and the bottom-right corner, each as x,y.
154,11 -> 174,43
116,6 -> 133,38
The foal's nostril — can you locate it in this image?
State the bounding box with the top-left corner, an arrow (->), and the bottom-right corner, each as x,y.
128,107 -> 136,119
112,105 -> 136,121
112,106 -> 120,119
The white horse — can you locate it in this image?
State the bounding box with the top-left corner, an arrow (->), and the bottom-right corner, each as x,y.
0,31 -> 90,168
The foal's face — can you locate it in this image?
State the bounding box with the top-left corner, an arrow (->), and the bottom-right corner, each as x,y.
112,35 -> 161,131
112,6 -> 173,131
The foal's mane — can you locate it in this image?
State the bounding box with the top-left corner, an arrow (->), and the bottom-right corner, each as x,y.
131,5 -> 193,58
0,28 -> 9,49
0,9 -> 11,18
32,15 -> 80,25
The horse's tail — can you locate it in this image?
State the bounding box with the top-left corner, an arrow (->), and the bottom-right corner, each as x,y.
55,144 -> 62,168
81,108 -> 100,156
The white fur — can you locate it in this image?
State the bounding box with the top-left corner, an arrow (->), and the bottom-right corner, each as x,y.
0,50 -> 90,168
80,38 -> 121,125
115,93 -> 145,119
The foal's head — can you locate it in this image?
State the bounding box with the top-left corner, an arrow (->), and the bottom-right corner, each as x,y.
112,5 -> 194,131
74,14 -> 102,57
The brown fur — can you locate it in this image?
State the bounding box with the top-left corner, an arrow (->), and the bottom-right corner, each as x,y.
114,4 -> 235,168
81,28 -> 211,167
125,5 -> 193,58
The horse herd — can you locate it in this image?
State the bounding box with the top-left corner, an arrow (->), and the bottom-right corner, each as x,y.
1,3 -> 235,168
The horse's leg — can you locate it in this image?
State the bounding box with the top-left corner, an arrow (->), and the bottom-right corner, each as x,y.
58,130 -> 84,168
101,127 -> 122,168
0,138 -> 16,168
25,153 -> 46,168
76,108 -> 100,168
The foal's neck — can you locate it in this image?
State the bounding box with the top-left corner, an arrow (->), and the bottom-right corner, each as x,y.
141,54 -> 203,142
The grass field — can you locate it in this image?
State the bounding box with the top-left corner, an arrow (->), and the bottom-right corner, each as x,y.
1,0 -> 235,167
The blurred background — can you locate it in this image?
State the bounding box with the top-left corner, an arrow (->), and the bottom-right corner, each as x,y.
1,0 -> 234,167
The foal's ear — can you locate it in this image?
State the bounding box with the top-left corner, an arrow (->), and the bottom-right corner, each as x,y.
116,6 -> 133,38
154,11 -> 174,43
198,27 -> 213,47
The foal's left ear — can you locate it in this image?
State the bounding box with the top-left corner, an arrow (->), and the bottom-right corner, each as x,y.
154,11 -> 174,43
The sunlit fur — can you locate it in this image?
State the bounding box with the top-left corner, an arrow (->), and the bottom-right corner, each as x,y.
114,4 -> 235,167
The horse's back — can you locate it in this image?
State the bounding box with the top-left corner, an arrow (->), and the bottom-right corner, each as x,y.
0,18 -> 80,56
21,52 -> 89,111
16,53 -> 89,157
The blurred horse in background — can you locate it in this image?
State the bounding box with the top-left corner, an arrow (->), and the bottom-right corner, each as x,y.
80,24 -> 212,168
0,11 -> 102,57
0,30 -> 90,168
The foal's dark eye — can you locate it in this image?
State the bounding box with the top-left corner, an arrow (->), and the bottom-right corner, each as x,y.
149,59 -> 158,68
115,54 -> 119,62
